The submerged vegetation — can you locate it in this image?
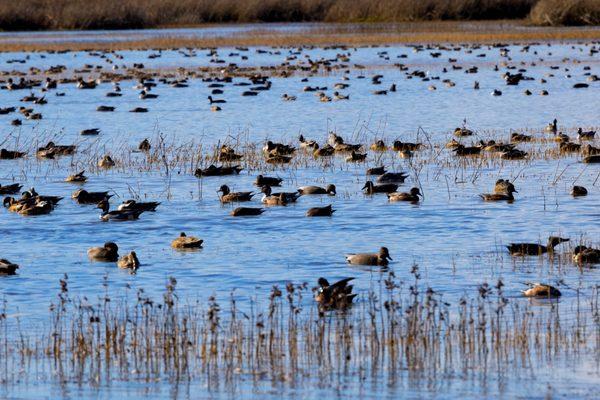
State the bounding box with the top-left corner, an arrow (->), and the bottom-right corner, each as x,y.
0,0 -> 598,31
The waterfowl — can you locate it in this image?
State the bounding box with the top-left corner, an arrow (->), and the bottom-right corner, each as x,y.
583,144 -> 600,156
545,118 -> 558,134
19,200 -> 53,216
453,144 -> 481,156
0,183 -> 22,194
501,149 -> 528,160
334,143 -> 362,153
454,127 -> 473,137
211,106 -> 221,112
261,185 -> 299,204
208,96 -> 226,104
98,155 -> 115,168
255,175 -> 282,187
0,149 -> 26,159
65,171 -> 87,183
522,283 -> 561,298
0,259 -> 19,275
377,172 -> 408,184
298,184 -> 336,195
333,91 -> 349,100
554,132 -> 570,143
218,185 -> 254,203
507,236 -> 570,256
266,154 -> 292,164
96,106 -> 115,112
315,277 -> 356,310
117,251 -> 140,270
195,164 -> 242,177
130,107 -> 148,113
510,132 -> 532,143
87,242 -> 119,262
572,246 -> 600,264
230,207 -> 264,216
313,144 -> 335,157
346,151 -> 367,162
571,186 -> 588,197
583,155 -> 600,164
81,128 -> 100,136
263,141 -> 295,156
392,141 -> 423,151
117,200 -> 160,212
387,187 -> 422,202
367,166 -> 386,175
346,247 -> 392,266
577,127 -> 596,140
171,232 -> 203,249
139,139 -> 151,152
98,199 -> 143,221
559,142 -> 581,153
298,135 -> 318,150
480,185 -> 517,202
218,145 -> 242,162
370,140 -> 387,151
306,204 -> 335,217
281,94 -> 297,101
494,179 -> 516,194
362,181 -> 398,194
139,90 -> 158,100
72,189 -> 111,204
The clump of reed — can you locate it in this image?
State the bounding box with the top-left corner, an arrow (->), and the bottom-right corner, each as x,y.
530,0 -> 600,26
0,270 -> 597,389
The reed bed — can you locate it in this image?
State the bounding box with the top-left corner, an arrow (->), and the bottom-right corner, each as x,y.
0,270 -> 597,389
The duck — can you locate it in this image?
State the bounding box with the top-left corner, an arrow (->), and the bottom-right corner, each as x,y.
480,184 -> 517,202
0,149 -> 26,159
117,251 -> 140,270
19,200 -> 53,216
218,185 -> 254,203
494,179 -> 516,194
377,172 -> 408,184
138,139 -> 151,152
265,154 -> 292,164
298,184 -> 336,195
306,204 -> 335,217
230,207 -> 264,216
366,166 -> 386,175
571,186 -> 588,197
98,155 -> 115,169
583,155 -> 600,164
87,242 -> 119,262
392,141 -> 423,151
195,164 -> 242,177
454,127 -> 473,137
139,90 -> 158,100
0,259 -> 19,275
98,199 -> 144,221
510,132 -> 533,143
522,283 -> 561,298
572,246 -> 600,264
506,236 -> 570,256
370,140 -> 387,151
313,144 -> 335,157
0,183 -> 22,194
65,171 -> 87,183
346,151 -> 367,162
501,149 -> 528,160
117,200 -> 160,212
453,144 -> 481,156
23,188 -> 63,205
545,118 -> 558,134
333,91 -> 349,101
387,187 -> 422,202
362,181 -> 398,194
218,145 -> 242,162
171,232 -> 203,249
577,127 -> 596,141
298,134 -> 318,150
314,277 -> 356,310
208,96 -> 226,104
346,247 -> 392,266
96,106 -> 115,112
255,175 -> 282,187
263,141 -> 295,156
72,189 -> 111,204
261,185 -> 300,203
80,128 -> 100,136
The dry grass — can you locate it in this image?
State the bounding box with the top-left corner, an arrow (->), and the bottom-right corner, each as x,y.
530,0 -> 600,26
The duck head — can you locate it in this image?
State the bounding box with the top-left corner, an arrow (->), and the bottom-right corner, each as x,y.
97,199 -> 110,213
379,247 -> 392,261
218,185 -> 231,196
548,236 -> 570,247
326,184 -> 336,195
410,187 -> 422,197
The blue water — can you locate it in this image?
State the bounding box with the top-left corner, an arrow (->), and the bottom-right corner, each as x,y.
0,34 -> 599,398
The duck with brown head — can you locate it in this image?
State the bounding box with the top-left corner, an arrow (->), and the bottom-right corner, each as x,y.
87,242 -> 119,262
315,277 -> 356,311
387,187 -> 422,203
507,236 -> 570,256
346,247 -> 392,266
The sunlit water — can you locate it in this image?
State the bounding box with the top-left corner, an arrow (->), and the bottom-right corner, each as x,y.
0,31 -> 599,398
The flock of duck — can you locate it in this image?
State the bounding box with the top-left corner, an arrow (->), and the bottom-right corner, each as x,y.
0,41 -> 599,310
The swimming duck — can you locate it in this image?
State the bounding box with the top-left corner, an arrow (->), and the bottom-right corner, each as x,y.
453,144 -> 481,156
559,142 -> 581,153
80,128 -> 100,136
571,186 -> 588,197
19,200 -> 53,216
315,277 -> 356,310
507,236 -> 570,256
334,143 -> 362,153
545,118 -> 558,134
392,141 -> 423,151
362,181 -> 398,195
98,155 -> 115,169
117,200 -> 160,212
261,185 -> 300,203
0,149 -> 26,160
377,172 -> 408,184
298,135 -> 318,150
583,144 -> 600,156
572,246 -> 600,264
171,232 -> 203,249
522,283 -> 561,298
255,175 -> 282,187
306,204 -> 335,217
370,140 -> 387,151
510,132 -> 532,143
194,164 -> 242,177
266,154 -> 292,164
0,183 -> 22,195
480,185 -> 517,201
346,247 -> 392,266
98,199 -> 144,221
263,141 -> 295,156
72,189 -> 111,204
494,179 -> 517,194
218,185 -> 254,203
230,207 -> 264,216
346,151 -> 367,162
96,106 -> 115,112
577,127 -> 596,141
313,144 -> 335,157
208,96 -> 226,104
387,187 -> 422,202
454,127 -> 473,137
218,145 -> 243,162
366,166 -> 386,175
117,251 -> 140,270
65,171 -> 87,183
0,259 -> 19,275
583,155 -> 600,164
298,184 -> 336,195
139,139 -> 151,152
139,90 -> 158,100
87,242 -> 119,262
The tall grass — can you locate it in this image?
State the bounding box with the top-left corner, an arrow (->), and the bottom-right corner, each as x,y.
3,0 -> 596,32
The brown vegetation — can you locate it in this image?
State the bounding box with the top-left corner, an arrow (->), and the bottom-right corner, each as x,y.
0,0 -> 597,32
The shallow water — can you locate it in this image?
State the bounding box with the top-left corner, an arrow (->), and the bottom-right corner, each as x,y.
0,31 -> 599,398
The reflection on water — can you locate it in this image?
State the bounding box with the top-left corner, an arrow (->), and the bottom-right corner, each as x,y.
0,36 -> 598,398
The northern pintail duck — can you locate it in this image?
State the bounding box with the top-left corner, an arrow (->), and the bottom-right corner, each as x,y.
501,149 -> 528,160
315,277 -> 356,310
312,144 -> 335,157
218,185 -> 254,203
583,155 -> 600,163
265,154 -> 292,164
96,106 -> 115,112
507,236 -> 570,256
263,141 -> 295,156
261,185 -> 300,203
65,171 -> 87,183
362,181 -> 398,194
522,283 -> 561,298
195,164 -> 242,177
72,189 -> 112,204
577,127 -> 596,140
255,175 -> 282,187
544,119 -> 558,134
117,200 -> 160,212
571,186 -> 588,197
387,187 -> 422,202
306,204 -> 335,217
171,232 -> 203,249
346,247 -> 392,266
298,184 -> 336,195
87,242 -> 119,262
0,259 -> 19,275
230,207 -> 264,216
98,199 -> 144,221
117,251 -> 140,270
208,96 -> 226,104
